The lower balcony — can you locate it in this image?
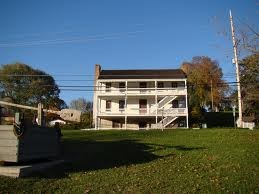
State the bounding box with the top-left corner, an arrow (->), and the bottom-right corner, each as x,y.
95,116 -> 188,129
98,108 -> 188,117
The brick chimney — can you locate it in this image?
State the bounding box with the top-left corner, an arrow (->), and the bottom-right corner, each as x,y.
93,64 -> 101,128
95,64 -> 101,80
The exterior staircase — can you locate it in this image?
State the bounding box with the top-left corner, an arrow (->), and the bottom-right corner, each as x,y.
159,116 -> 178,128
158,96 -> 177,109
150,96 -> 177,113
149,95 -> 180,129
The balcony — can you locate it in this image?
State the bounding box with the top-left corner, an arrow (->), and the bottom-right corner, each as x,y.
97,87 -> 187,96
98,107 -> 188,117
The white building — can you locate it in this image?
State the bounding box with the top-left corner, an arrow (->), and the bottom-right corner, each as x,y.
49,119 -> 66,126
93,64 -> 188,130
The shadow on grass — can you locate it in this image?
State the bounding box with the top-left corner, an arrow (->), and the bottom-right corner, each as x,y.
145,143 -> 206,152
31,139 -> 204,178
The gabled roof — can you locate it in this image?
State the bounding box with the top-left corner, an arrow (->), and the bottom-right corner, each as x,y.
98,69 -> 186,79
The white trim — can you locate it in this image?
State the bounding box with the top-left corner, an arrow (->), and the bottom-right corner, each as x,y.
98,78 -> 187,82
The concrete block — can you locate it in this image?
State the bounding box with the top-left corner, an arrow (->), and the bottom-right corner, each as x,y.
0,160 -> 63,178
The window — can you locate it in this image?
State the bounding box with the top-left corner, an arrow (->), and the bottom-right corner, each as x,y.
119,100 -> 125,110
119,82 -> 125,88
157,82 -> 164,90
172,100 -> 179,108
140,82 -> 147,93
105,83 -> 111,92
106,100 -> 111,111
178,97 -> 186,108
172,82 -> 178,88
119,82 -> 125,92
140,82 -> 147,88
178,82 -> 185,88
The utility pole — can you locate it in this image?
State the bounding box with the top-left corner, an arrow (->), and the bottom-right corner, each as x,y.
229,10 -> 243,128
210,80 -> 213,112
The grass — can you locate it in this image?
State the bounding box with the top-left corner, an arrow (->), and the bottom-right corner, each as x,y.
0,128 -> 259,193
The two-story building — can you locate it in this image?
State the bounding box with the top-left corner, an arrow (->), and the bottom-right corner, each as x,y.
93,64 -> 188,130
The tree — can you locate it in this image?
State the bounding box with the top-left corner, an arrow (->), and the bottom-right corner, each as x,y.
211,12 -> 258,60
239,53 -> 259,115
181,56 -> 227,111
69,98 -> 93,128
0,63 -> 66,109
236,21 -> 258,55
69,98 -> 92,113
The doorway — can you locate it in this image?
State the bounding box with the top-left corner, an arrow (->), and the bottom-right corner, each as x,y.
139,121 -> 147,129
139,99 -> 147,114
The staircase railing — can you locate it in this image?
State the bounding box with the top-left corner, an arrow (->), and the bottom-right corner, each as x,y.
150,96 -> 177,112
158,96 -> 177,109
157,108 -> 186,115
159,116 -> 178,127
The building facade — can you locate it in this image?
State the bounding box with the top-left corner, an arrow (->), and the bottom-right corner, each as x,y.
93,64 -> 188,130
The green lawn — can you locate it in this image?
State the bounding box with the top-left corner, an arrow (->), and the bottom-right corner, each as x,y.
0,128 -> 259,193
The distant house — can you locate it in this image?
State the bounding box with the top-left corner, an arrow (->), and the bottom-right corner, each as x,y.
0,97 -> 14,117
93,64 -> 189,130
0,103 -> 14,124
49,119 -> 66,126
242,116 -> 256,130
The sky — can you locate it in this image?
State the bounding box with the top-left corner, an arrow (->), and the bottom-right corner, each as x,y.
0,0 -> 258,105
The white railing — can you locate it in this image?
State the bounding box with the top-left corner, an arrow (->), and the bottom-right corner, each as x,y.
159,116 -> 178,127
98,108 -> 187,116
158,96 -> 177,109
97,87 -> 186,95
158,108 -> 187,114
150,96 -> 177,113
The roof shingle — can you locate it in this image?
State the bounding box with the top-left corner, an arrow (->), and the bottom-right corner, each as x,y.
98,69 -> 186,79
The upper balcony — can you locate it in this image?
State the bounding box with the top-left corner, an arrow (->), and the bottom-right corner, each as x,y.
96,80 -> 187,96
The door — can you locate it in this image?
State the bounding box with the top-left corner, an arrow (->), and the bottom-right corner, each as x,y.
139,99 -> 147,114
139,121 -> 147,129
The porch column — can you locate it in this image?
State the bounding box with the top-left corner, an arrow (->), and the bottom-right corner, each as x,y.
98,118 -> 101,130
98,97 -> 101,130
95,117 -> 98,130
125,116 -> 127,130
125,81 -> 128,110
155,80 -> 158,128
95,89 -> 99,129
186,115 -> 189,128
125,81 -> 128,129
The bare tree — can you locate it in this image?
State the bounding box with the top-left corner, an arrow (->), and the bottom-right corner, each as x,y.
69,97 -> 92,113
237,20 -> 258,54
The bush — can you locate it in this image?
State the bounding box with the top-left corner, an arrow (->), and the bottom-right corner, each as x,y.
189,107 -> 205,127
204,112 -> 234,128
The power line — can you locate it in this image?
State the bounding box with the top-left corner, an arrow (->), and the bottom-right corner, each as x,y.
0,30 -> 144,47
0,74 -> 94,77
0,74 -> 239,79
55,79 -> 94,82
0,81 -> 256,87
0,29 -> 78,42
